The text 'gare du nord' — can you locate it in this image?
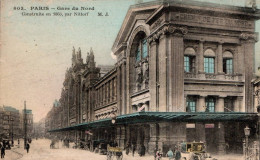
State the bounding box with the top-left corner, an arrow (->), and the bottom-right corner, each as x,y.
46,0 -> 260,156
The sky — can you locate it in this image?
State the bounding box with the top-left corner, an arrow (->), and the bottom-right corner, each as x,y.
0,0 -> 260,122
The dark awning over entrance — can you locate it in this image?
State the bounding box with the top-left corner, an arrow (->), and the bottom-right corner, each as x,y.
48,112 -> 258,132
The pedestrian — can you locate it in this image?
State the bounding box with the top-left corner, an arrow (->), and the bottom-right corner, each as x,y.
140,144 -> 145,156
156,149 -> 162,160
132,144 -> 136,157
175,147 -> 181,160
26,143 -> 30,153
18,139 -> 20,148
1,146 -> 5,159
125,143 -> 130,155
166,148 -> 174,160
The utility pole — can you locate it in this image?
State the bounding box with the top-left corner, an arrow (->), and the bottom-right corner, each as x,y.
24,101 -> 27,149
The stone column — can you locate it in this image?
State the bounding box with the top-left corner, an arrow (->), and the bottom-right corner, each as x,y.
148,123 -> 157,154
217,42 -> 223,74
217,122 -> 226,154
143,125 -> 150,153
158,123 -> 167,152
240,34 -> 257,112
116,126 -> 121,145
158,34 -> 167,112
197,96 -> 206,112
149,41 -> 158,112
120,126 -> 126,148
170,31 -> 185,112
234,96 -> 243,112
136,125 -> 141,149
196,123 -> 206,142
216,96 -> 225,112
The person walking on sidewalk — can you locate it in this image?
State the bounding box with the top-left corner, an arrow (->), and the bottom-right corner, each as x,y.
156,149 -> 162,160
1,146 -> 5,159
26,143 -> 30,153
175,147 -> 181,160
166,148 -> 174,160
132,144 -> 136,157
125,143 -> 130,155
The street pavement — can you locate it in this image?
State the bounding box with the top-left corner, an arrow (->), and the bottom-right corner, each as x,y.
2,139 -> 244,160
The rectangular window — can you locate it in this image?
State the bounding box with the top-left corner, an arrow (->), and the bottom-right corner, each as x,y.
184,56 -> 195,73
186,97 -> 196,112
206,97 -> 215,112
184,56 -> 190,72
204,57 -> 214,73
142,39 -> 148,58
223,59 -> 233,74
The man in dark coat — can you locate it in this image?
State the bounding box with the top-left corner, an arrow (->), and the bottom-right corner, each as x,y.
175,147 -> 181,160
132,144 -> 136,157
1,146 -> 5,159
26,143 -> 30,153
125,143 -> 130,155
140,144 -> 145,156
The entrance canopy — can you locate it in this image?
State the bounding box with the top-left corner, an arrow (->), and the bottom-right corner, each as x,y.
48,112 -> 258,132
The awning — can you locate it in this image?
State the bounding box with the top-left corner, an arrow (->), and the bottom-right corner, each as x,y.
48,112 -> 258,132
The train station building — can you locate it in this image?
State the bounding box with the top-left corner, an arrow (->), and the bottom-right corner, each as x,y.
47,0 -> 260,155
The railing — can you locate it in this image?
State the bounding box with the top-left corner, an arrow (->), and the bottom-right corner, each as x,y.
243,141 -> 259,160
184,72 -> 197,78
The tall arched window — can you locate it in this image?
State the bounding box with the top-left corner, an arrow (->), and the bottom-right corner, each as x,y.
223,51 -> 233,74
204,49 -> 215,74
184,47 -> 196,73
135,35 -> 148,62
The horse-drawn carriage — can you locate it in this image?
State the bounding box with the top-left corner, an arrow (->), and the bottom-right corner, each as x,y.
180,142 -> 217,160
107,146 -> 123,160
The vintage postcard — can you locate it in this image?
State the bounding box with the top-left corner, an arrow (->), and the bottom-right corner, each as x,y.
1,0 -> 260,160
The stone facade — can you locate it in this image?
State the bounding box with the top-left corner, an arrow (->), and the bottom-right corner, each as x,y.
47,0 -> 260,156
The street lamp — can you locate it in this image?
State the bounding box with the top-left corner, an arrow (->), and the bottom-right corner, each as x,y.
244,126 -> 251,160
10,118 -> 14,147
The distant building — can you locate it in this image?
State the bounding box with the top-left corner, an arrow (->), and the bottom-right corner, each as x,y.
21,109 -> 34,138
0,105 -> 20,139
33,118 -> 45,138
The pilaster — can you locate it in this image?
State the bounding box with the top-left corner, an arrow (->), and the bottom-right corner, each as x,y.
216,96 -> 225,112
234,96 -> 243,112
149,40 -> 158,111
158,34 -> 168,112
217,123 -> 226,154
170,31 -> 185,112
217,42 -> 224,76
239,33 -> 258,112
197,96 -> 206,112
196,123 -> 206,142
148,123 -> 157,154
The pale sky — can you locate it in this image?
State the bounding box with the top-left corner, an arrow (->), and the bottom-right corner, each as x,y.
1,0 -> 260,122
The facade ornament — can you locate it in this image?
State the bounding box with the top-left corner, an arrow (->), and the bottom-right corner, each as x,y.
239,33 -> 259,42
135,64 -> 143,91
148,25 -> 188,43
254,89 -> 260,105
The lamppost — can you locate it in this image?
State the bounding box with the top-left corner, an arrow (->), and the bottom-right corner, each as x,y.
244,126 -> 251,160
10,118 -> 14,147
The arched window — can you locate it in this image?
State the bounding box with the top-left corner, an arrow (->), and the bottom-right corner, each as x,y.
184,47 -> 196,73
204,49 -> 215,74
223,51 -> 233,74
135,36 -> 148,62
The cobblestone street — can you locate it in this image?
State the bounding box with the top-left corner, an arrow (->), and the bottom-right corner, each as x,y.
1,139 -> 244,160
